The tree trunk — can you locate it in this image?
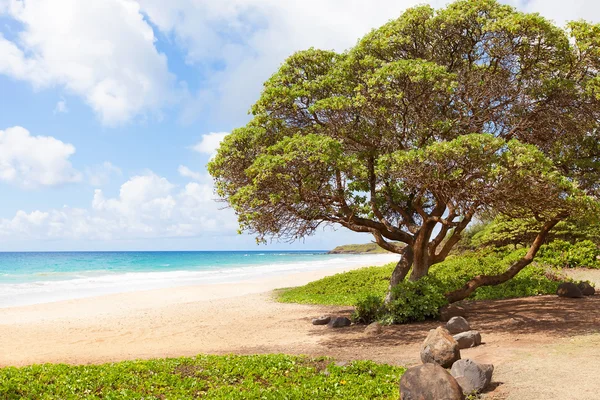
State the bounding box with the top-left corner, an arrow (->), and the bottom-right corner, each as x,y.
445,218 -> 560,303
384,246 -> 414,303
409,233 -> 431,281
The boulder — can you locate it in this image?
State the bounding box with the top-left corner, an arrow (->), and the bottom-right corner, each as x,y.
577,281 -> 596,296
364,321 -> 383,336
453,331 -> 482,349
312,316 -> 331,325
400,363 -> 464,400
420,326 -> 461,368
557,282 -> 583,298
446,316 -> 471,334
327,316 -> 351,328
439,304 -> 468,322
450,359 -> 494,395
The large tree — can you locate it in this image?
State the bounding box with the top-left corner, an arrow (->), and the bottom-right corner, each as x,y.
209,0 -> 600,303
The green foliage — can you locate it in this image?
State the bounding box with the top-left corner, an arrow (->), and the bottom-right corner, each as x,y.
279,248 -> 565,317
429,249 -> 563,300
209,0 -> 600,253
0,355 -> 406,400
465,215 -> 600,249
351,278 -> 447,325
352,295 -> 385,324
537,240 -> 600,269
277,264 -> 394,306
381,277 -> 448,324
328,243 -> 391,254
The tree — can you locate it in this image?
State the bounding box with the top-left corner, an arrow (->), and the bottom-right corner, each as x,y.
464,215 -> 600,249
209,0 -> 600,303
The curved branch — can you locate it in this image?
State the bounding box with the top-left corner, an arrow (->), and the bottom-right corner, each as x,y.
445,217 -> 561,303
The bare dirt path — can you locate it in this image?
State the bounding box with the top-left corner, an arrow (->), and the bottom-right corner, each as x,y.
0,268 -> 599,399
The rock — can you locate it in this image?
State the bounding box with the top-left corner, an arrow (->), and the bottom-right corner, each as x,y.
420,326 -> 461,368
327,316 -> 351,328
453,330 -> 482,349
450,359 -> 494,395
400,363 -> 464,400
446,316 -> 471,334
312,316 -> 331,325
577,281 -> 596,296
557,282 -> 583,298
364,321 -> 383,336
439,304 -> 468,322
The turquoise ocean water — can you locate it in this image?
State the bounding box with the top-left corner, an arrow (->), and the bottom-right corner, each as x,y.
0,251 -> 397,308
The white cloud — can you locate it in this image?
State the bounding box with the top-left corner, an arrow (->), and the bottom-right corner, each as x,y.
178,165 -> 207,182
0,0 -> 175,125
0,126 -> 82,188
191,132 -> 229,157
0,172 -> 235,240
86,161 -> 122,186
54,98 -> 68,114
136,0 -> 600,126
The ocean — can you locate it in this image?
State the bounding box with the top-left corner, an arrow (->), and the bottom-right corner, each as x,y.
0,251 -> 398,308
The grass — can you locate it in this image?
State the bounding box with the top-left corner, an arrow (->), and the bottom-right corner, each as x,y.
0,355 -> 406,400
278,248 -> 565,307
328,243 -> 391,254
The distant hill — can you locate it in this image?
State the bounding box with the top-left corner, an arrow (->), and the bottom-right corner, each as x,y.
328,243 -> 390,254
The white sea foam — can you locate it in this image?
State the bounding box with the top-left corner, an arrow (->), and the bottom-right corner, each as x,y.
0,253 -> 399,308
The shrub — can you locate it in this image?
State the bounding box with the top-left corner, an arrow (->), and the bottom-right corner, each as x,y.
381,277 -> 448,324
538,240 -> 600,268
352,295 -> 385,324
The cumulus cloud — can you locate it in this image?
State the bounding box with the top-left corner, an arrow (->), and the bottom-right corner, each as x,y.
178,165 -> 207,182
0,0 -> 175,125
136,0 -> 600,126
54,99 -> 69,114
191,132 -> 229,157
86,162 -> 122,187
0,172 -> 235,240
0,126 -> 82,188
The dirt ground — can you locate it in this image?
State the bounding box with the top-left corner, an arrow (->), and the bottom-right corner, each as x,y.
1,268 -> 599,399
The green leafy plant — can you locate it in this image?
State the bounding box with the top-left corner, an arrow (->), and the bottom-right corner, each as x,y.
0,355 -> 406,400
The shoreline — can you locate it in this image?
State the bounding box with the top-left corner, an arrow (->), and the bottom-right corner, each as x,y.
0,255 -> 398,367
0,253 -> 399,309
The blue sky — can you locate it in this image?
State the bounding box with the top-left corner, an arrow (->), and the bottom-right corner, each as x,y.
0,0 -> 597,251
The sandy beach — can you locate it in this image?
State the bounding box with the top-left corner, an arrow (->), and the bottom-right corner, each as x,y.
3,262 -> 600,399
0,256 -> 400,367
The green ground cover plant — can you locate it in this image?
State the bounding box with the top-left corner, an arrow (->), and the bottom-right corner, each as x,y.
0,355 -> 405,400
278,248 -> 579,324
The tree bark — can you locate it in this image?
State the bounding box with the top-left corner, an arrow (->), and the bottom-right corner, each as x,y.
444,218 -> 561,303
384,246 -> 414,303
409,226 -> 434,281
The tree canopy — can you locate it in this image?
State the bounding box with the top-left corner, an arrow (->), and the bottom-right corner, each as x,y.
209,0 -> 600,302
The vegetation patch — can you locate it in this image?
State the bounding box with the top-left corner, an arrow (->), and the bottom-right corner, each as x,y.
0,355 -> 406,400
328,243 -> 392,254
279,248 -> 565,310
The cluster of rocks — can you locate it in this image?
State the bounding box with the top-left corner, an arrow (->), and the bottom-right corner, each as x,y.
311,315 -> 351,328
557,281 -> 595,298
312,315 -> 384,336
400,316 -> 493,400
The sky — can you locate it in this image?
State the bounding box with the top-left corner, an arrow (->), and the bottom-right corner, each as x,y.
0,0 -> 598,251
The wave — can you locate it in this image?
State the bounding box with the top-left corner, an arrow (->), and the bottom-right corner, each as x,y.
0,253 -> 399,308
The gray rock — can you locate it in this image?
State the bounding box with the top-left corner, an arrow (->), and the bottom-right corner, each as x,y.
364,321 -> 383,336
446,316 -> 471,334
420,326 -> 461,368
450,359 -> 494,395
577,281 -> 596,296
400,363 -> 464,400
557,282 -> 583,298
453,330 -> 482,349
439,304 -> 468,322
312,316 -> 331,325
327,316 -> 351,328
